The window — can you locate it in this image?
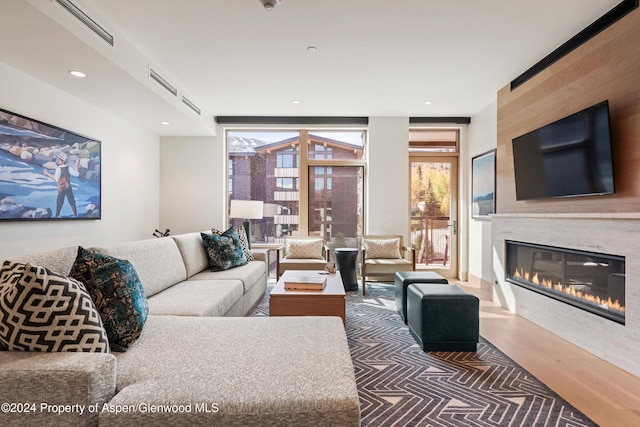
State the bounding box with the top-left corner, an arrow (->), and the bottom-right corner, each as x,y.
277,152 -> 296,168
313,177 -> 332,191
227,129 -> 365,250
276,178 -> 297,190
409,129 -> 459,153
310,144 -> 333,159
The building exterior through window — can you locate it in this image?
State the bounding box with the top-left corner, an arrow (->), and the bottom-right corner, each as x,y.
227,130 -> 365,252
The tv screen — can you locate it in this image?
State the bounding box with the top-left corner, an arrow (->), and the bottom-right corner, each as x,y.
512,100 -> 614,201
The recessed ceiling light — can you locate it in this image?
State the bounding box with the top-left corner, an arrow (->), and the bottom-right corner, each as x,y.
292,100 -> 301,104
160,121 -> 170,125
260,0 -> 281,11
307,46 -> 317,53
69,70 -> 86,78
424,100 -> 432,105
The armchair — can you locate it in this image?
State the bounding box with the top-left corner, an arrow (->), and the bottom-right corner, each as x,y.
361,235 -> 416,295
276,236 -> 329,280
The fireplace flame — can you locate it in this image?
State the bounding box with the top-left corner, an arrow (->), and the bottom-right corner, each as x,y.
512,268 -> 625,313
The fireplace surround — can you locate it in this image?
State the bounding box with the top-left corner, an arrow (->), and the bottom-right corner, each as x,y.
505,240 -> 625,324
491,214 -> 640,378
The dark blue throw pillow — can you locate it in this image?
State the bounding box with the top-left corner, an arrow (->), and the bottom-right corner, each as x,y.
201,227 -> 247,271
69,247 -> 148,352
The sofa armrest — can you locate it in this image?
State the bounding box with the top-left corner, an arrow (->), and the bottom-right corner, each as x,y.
251,248 -> 269,279
251,249 -> 267,263
0,351 -> 116,427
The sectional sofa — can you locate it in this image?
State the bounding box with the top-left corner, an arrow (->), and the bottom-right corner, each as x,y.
0,232 -> 361,426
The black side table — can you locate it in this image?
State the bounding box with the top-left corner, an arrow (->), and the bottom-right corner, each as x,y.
334,248 -> 359,292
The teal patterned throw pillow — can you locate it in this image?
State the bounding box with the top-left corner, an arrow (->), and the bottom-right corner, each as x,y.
201,227 -> 248,271
69,247 -> 149,352
212,226 -> 254,261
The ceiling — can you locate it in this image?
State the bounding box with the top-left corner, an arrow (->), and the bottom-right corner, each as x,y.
0,0 -> 621,136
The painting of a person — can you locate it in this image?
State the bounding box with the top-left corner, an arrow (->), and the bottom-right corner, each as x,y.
44,152 -> 79,217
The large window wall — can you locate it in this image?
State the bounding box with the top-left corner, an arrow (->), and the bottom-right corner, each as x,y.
227,129 -> 366,251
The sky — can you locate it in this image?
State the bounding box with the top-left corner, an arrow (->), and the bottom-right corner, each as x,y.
228,130 -> 365,147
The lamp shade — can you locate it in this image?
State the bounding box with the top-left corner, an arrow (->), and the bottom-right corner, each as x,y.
229,200 -> 264,219
262,203 -> 278,217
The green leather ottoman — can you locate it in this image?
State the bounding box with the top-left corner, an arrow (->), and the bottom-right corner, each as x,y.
407,283 -> 479,352
395,271 -> 448,323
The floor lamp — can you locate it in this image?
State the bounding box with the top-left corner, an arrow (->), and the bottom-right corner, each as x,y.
229,200 -> 263,248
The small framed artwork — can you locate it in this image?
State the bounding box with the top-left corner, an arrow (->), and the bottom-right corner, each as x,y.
0,108 -> 101,221
471,149 -> 496,220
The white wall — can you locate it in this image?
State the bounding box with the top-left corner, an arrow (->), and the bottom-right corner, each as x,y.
0,63 -> 160,259
366,117 -> 410,237
467,101 -> 497,285
159,135 -> 224,234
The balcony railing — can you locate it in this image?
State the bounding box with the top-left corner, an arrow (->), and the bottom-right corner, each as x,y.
410,216 -> 450,266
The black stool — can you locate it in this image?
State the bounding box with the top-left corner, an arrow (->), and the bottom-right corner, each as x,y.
407,283 -> 479,352
395,271 -> 448,323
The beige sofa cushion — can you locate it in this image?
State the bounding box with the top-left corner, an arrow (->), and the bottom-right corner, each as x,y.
0,351 -> 116,427
147,279 -> 243,317
7,246 -> 80,276
104,316 -> 360,426
91,238 -> 187,298
171,232 -> 209,278
189,260 -> 265,294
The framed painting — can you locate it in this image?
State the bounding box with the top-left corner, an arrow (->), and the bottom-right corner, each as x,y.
471,149 -> 496,220
0,108 -> 101,221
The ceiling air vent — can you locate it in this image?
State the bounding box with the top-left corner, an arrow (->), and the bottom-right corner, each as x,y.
55,0 -> 114,46
181,96 -> 201,116
149,67 -> 178,97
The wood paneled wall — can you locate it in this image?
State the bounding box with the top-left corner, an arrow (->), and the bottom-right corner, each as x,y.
496,8 -> 640,214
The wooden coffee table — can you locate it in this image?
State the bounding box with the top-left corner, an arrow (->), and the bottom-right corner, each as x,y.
269,270 -> 346,325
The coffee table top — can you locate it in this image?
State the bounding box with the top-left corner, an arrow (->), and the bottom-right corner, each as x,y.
271,270 -> 346,297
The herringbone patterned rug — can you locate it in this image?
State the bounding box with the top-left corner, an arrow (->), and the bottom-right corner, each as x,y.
251,282 -> 597,427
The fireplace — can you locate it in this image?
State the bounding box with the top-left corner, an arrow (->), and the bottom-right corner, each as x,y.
505,240 -> 625,324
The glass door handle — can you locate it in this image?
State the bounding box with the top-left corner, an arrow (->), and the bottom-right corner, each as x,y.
448,220 -> 457,235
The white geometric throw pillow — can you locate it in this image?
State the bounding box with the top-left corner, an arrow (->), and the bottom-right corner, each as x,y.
0,261 -> 110,353
235,226 -> 255,261
286,239 -> 324,259
363,238 -> 402,259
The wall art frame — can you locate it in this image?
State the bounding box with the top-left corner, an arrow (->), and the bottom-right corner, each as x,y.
471,149 -> 496,220
0,108 -> 101,221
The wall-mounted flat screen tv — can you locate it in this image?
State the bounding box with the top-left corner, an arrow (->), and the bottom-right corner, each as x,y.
512,100 -> 614,201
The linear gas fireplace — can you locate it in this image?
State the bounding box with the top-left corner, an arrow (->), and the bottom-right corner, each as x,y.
505,240 -> 625,324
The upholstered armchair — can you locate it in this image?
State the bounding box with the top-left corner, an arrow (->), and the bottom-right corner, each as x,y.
361,235 -> 416,295
276,236 -> 329,280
